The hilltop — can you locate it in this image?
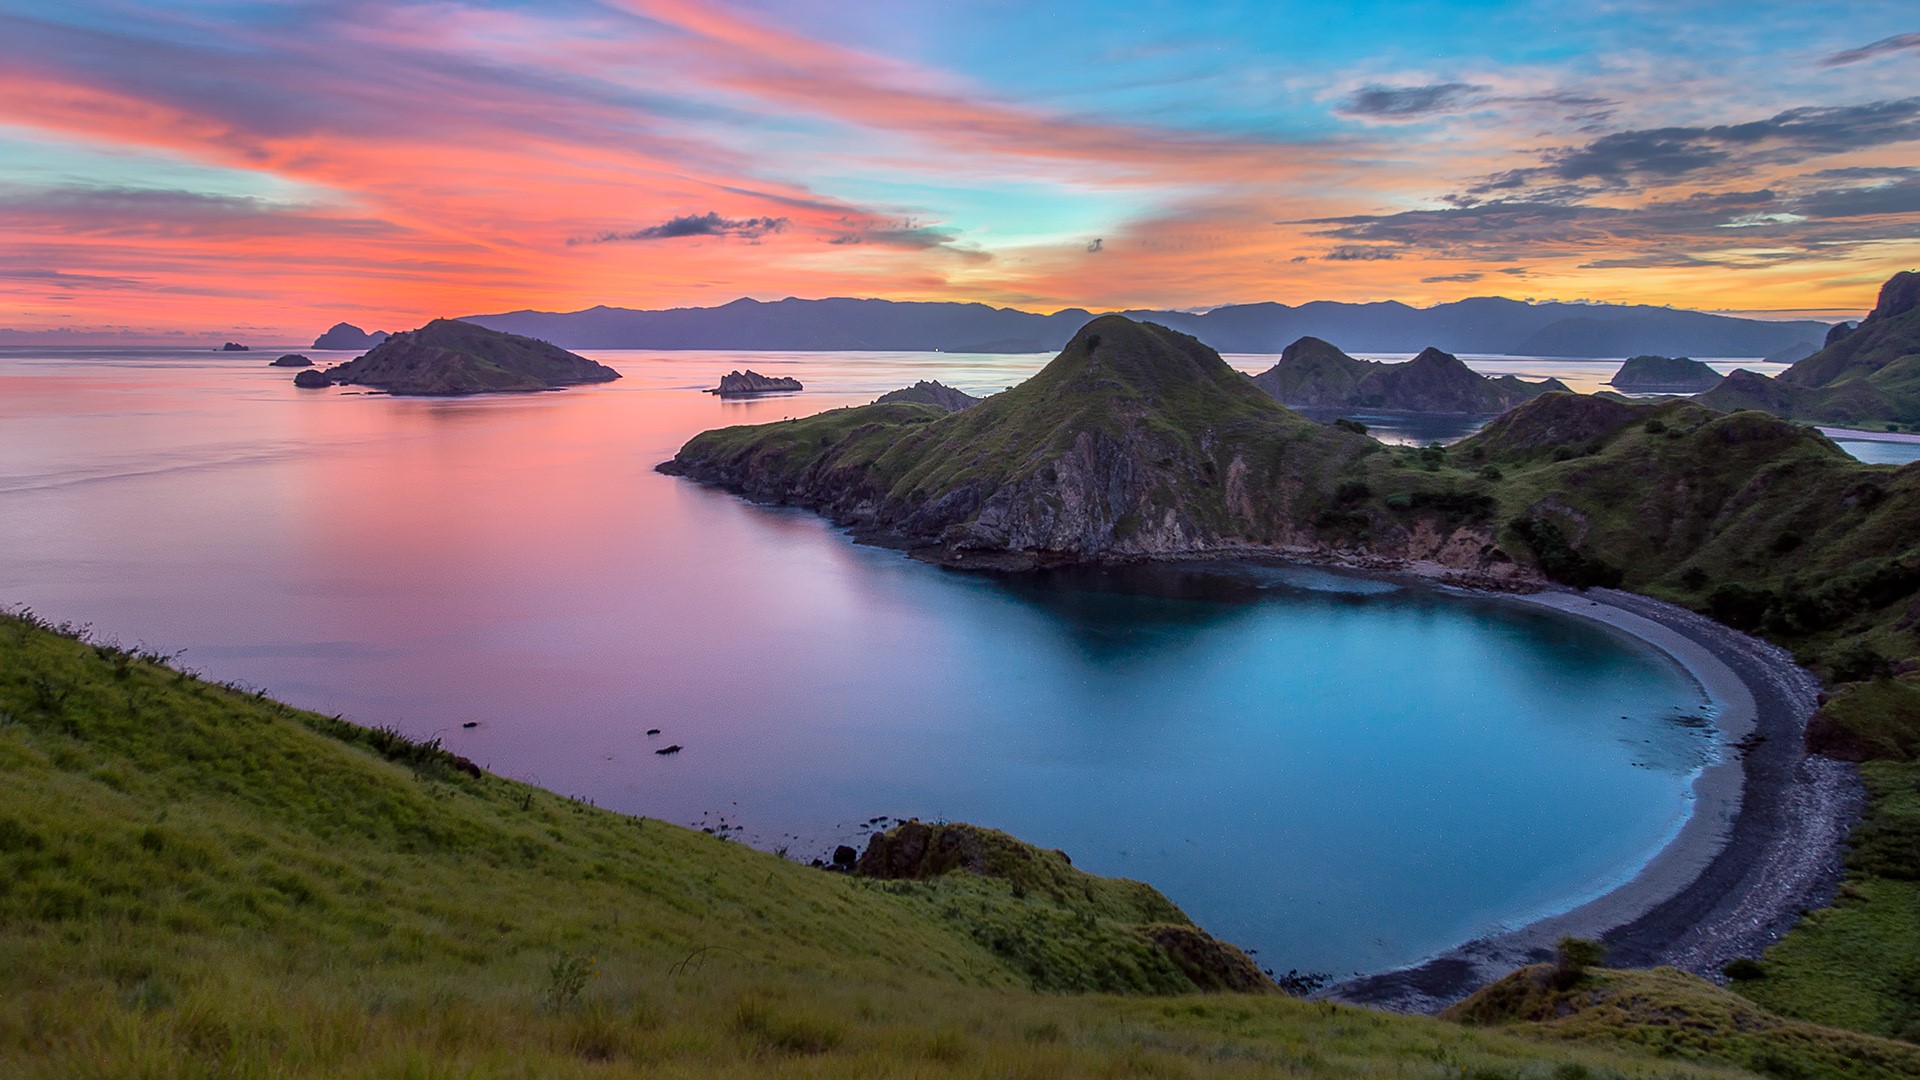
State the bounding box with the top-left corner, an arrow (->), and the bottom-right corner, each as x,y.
310,321 -> 389,350
874,380 -> 980,411
1696,271 -> 1920,426
302,319 -> 620,396
1251,336 -> 1566,414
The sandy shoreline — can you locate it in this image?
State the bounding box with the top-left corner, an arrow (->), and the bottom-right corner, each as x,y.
1330,585 -> 1863,1013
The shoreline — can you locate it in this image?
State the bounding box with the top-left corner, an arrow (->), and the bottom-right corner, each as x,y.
1329,584 -> 1862,1013
1818,425 -> 1920,445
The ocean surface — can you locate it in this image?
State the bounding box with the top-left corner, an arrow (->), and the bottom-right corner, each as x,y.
0,343 -> 1853,976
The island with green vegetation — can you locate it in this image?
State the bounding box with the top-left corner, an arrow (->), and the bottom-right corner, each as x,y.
295,319 -> 620,395
1697,270 -> 1920,428
874,380 -> 980,411
1250,336 -> 1567,414
662,310 -> 1920,1061
1606,355 -> 1724,393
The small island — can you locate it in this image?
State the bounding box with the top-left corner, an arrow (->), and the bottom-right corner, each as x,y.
708,370 -> 803,396
269,354 -> 313,368
216,342 -> 250,352
292,369 -> 333,388
1607,355 -> 1724,393
873,380 -> 979,411
1251,337 -> 1567,414
311,322 -> 390,350
296,319 -> 620,395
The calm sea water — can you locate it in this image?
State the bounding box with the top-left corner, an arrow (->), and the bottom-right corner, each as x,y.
0,346 -> 1760,975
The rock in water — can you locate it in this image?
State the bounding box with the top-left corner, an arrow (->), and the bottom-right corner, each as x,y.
708,370 -> 802,396
312,322 -> 391,350
1607,355 -> 1725,393
270,354 -> 313,368
292,369 -> 334,388
874,380 -> 980,411
314,319 -> 620,396
217,342 -> 250,352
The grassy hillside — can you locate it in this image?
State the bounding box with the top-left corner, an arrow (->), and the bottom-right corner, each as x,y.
1448,962 -> 1920,1080
1,608 -> 1780,1078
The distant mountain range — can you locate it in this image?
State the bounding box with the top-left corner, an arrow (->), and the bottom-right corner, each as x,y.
459,296 -> 1833,358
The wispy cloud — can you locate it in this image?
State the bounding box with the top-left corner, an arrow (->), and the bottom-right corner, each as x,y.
570,212 -> 788,244
1821,32 -> 1920,67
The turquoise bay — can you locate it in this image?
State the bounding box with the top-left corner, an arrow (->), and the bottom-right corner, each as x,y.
0,346 -> 1718,975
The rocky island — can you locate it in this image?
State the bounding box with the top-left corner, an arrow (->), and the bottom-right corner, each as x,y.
873,380 -> 979,411
1250,337 -> 1567,414
1695,270 -> 1920,426
1606,355 -> 1724,393
269,353 -> 313,368
708,370 -> 802,395
217,342 -> 249,352
297,318 -> 620,396
311,322 -> 390,350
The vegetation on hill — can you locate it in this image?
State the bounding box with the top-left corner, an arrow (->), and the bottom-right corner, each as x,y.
2,608 -> 1780,1078
1696,270 -> 1920,427
1605,355 -> 1723,393
873,380 -> 981,410
310,318 -> 620,395
1251,336 -> 1567,414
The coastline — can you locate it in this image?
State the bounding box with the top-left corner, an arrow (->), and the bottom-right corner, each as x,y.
1330,584 -> 1862,1013
1818,425 -> 1920,445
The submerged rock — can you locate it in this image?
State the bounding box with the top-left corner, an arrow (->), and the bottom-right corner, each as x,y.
708,370 -> 802,396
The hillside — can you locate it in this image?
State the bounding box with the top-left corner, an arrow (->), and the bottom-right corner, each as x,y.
307,319 -> 621,395
874,380 -> 980,410
463,294 -> 1828,356
1695,271 -> 1920,426
0,609 -> 1767,1078
1251,336 -> 1566,413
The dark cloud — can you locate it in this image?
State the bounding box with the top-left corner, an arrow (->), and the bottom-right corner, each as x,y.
1421,272 -> 1484,283
1497,267 -> 1531,276
1792,172 -> 1920,219
1086,238 -> 1104,253
0,267 -> 145,290
1822,32 -> 1920,67
823,219 -> 990,262
570,212 -> 787,245
1323,245 -> 1400,261
1338,82 -> 1487,119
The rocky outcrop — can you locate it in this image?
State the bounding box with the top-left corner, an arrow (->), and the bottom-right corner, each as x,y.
292,369 -> 334,388
217,342 -> 249,352
312,322 -> 390,350
1607,355 -> 1724,393
270,354 -> 313,368
1252,337 -> 1566,414
313,319 -> 620,396
708,370 -> 802,396
873,380 -> 979,411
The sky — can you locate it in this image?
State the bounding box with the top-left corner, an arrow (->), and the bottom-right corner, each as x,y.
1,0 -> 1918,341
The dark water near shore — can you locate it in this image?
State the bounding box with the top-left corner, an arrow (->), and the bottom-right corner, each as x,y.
0,346 -> 1730,975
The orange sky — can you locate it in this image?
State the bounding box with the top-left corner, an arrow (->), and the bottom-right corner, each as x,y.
2,1 -> 1917,341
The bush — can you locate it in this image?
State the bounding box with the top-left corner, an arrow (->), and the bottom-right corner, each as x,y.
1333,417 -> 1369,435
1644,418 -> 1667,434
1724,957 -> 1767,981
1508,517 -> 1623,590
1552,936 -> 1605,988
1829,643 -> 1892,684
1479,464 -> 1504,481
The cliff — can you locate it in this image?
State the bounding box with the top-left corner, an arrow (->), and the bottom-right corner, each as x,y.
313,319 -> 620,396
1251,337 -> 1566,414
1606,355 -> 1724,393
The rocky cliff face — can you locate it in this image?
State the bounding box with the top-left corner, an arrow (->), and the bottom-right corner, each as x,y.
1251,337 -> 1565,414
314,319 -> 619,396
709,370 -> 802,395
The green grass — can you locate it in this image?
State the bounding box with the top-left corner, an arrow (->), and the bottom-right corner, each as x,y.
0,609 -> 1779,1078
1448,965 -> 1920,1080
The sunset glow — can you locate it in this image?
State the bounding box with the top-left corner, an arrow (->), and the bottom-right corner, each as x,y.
3,1 -> 1918,341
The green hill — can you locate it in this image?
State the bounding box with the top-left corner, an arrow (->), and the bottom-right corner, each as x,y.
1251,336 -> 1567,413
1606,355 -> 1723,393
2,609 -> 1773,1078
309,318 -> 621,395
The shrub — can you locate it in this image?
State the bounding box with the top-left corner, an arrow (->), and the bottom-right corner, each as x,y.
1479,464 -> 1504,481
1333,417 -> 1369,435
1552,936 -> 1605,988
1508,517 -> 1623,589
1724,957 -> 1767,981
1644,418 -> 1667,434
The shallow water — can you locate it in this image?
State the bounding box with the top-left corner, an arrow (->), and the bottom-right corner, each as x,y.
0,346 -> 1728,975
